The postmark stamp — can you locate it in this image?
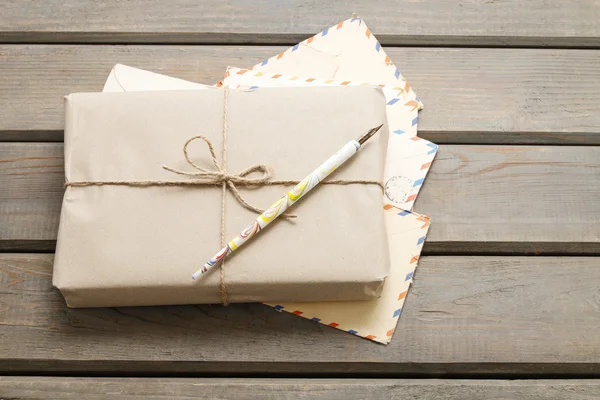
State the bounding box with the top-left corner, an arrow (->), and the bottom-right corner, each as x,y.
384,176 -> 414,205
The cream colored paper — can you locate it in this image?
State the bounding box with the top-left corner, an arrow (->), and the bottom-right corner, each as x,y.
99,17 -> 433,344
54,87 -> 391,307
270,207 -> 429,344
103,64 -> 207,92
245,17 -> 422,112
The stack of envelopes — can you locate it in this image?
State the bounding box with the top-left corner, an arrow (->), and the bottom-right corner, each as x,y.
54,17 -> 437,344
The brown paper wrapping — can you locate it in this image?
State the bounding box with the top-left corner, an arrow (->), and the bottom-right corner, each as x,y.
53,86 -> 390,307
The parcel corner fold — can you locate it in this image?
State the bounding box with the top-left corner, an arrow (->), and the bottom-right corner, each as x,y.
53,86 -> 391,307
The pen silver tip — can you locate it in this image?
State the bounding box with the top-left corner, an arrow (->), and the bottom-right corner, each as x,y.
357,124 -> 384,145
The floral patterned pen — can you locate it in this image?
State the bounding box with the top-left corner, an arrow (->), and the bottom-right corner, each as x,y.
192,124 -> 384,280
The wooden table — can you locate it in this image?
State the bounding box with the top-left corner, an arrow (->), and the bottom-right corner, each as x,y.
1,1 -> 599,398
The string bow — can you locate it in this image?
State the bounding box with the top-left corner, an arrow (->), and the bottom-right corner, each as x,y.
163,135 -> 296,218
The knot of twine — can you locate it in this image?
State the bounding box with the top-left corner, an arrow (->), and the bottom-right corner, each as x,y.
162,135 -> 298,219
64,87 -> 383,305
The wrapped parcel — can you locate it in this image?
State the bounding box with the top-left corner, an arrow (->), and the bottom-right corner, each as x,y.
53,86 -> 390,307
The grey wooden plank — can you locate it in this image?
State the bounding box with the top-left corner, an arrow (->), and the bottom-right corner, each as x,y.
1,143 -> 599,253
2,378 -> 600,399
1,255 -> 599,375
417,145 -> 600,254
0,143 -> 63,250
1,45 -> 599,144
1,0 -> 599,47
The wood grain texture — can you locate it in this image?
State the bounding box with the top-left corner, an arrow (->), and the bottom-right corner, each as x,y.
1,143 -> 598,253
1,45 -> 600,144
1,254 -> 599,375
1,0 -> 599,47
0,143 -> 63,250
2,378 -> 600,399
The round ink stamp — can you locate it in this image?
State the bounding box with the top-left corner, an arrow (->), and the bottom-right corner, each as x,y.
384,176 -> 414,204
